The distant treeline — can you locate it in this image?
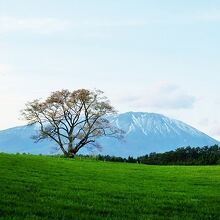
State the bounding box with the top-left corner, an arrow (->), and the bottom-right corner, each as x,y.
80,145 -> 220,165
138,145 -> 220,165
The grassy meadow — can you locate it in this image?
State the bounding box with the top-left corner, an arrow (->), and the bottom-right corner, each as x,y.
0,153 -> 220,220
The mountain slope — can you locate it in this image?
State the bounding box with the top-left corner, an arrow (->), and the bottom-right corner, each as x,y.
0,112 -> 219,157
101,112 -> 219,157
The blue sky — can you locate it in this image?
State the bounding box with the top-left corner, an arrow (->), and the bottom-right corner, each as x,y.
0,0 -> 220,139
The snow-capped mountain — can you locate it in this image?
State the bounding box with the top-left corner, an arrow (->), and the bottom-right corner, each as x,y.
0,112 -> 219,157
101,112 -> 219,157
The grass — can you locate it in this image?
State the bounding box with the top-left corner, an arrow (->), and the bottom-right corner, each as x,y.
0,153 -> 220,220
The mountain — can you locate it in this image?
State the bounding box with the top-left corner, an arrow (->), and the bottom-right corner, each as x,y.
101,112 -> 219,157
0,112 -> 219,157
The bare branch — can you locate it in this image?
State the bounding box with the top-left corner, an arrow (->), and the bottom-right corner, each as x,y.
21,88 -> 124,157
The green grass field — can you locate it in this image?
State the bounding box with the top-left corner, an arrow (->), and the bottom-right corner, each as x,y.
0,153 -> 220,220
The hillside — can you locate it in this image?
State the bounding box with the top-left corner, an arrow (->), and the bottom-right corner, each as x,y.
0,112 -> 219,157
0,154 -> 220,219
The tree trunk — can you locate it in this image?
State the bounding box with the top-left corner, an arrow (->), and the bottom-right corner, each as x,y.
68,152 -> 76,158
67,137 -> 76,158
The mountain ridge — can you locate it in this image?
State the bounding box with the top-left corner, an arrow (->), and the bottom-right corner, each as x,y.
0,112 -> 219,157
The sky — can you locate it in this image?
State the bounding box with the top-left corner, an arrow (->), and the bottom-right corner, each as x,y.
0,0 -> 220,140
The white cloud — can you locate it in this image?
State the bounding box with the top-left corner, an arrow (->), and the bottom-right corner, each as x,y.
1,9 -> 220,35
0,16 -> 147,34
210,126 -> 220,137
198,118 -> 210,127
1,12 -> 219,37
117,82 -> 196,110
0,92 -> 29,129
78,20 -> 145,28
193,9 -> 220,22
0,64 -> 10,75
0,16 -> 70,34
154,9 -> 220,24
198,118 -> 220,141
209,125 -> 220,141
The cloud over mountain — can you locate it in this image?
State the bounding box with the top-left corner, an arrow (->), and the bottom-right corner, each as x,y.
118,82 -> 196,110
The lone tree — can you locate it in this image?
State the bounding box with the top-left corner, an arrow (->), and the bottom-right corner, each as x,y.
22,89 -> 123,157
